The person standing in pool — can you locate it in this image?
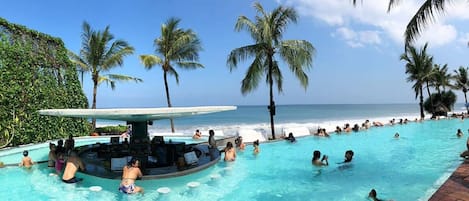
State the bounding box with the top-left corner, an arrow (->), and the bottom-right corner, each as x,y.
119,157 -> 144,194
193,129 -> 202,139
224,141 -> 236,161
337,150 -> 354,164
312,150 -> 328,166
62,152 -> 85,184
253,139 -> 260,155
19,150 -> 34,168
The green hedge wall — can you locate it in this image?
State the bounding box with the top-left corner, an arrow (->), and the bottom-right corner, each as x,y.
0,17 -> 90,147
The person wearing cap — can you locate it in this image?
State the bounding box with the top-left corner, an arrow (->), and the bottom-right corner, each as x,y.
19,150 -> 34,168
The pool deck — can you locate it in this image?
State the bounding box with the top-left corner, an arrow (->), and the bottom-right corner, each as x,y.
429,159 -> 469,201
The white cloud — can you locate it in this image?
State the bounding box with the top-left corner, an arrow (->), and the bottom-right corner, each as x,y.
458,32 -> 469,46
280,0 -> 468,47
332,27 -> 381,48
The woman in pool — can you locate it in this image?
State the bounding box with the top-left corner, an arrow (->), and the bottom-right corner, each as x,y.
193,129 -> 202,139
253,139 -> 260,155
312,150 -> 328,166
48,143 -> 57,168
119,157 -> 144,194
235,136 -> 246,150
224,142 -> 236,161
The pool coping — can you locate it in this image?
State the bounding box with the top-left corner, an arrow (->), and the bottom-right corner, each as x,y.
429,159 -> 469,200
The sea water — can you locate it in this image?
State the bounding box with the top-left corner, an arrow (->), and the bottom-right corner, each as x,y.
96,103 -> 466,135
0,118 -> 467,201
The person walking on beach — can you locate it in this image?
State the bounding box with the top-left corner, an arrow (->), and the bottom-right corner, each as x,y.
312,150 -> 328,166
119,157 -> 144,194
19,150 -> 34,168
62,152 -> 85,184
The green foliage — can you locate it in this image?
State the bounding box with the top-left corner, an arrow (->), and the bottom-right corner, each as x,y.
0,17 -> 90,147
94,125 -> 127,135
424,91 -> 456,115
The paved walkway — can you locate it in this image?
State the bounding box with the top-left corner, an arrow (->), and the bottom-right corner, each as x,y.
429,160 -> 469,201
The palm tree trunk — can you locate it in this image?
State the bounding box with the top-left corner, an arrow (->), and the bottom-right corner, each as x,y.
163,71 -> 175,133
465,91 -> 468,114
426,81 -> 434,115
268,57 -> 276,140
419,86 -> 425,119
91,73 -> 98,132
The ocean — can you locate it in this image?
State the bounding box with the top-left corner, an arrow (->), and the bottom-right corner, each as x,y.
96,103 -> 467,136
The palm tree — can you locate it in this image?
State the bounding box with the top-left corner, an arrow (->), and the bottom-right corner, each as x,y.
353,0 -> 455,47
140,18 -> 203,133
453,66 -> 469,113
432,64 -> 451,95
400,42 -> 433,119
69,21 -> 141,131
227,2 -> 315,139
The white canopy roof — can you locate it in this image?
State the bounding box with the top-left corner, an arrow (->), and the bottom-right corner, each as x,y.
39,106 -> 237,121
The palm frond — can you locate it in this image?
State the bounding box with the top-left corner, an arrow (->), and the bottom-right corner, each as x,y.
404,0 -> 447,47
106,74 -> 143,83
241,55 -> 265,95
139,55 -> 163,70
227,44 -> 263,71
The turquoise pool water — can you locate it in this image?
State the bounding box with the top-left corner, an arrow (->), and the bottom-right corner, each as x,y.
0,119 -> 467,201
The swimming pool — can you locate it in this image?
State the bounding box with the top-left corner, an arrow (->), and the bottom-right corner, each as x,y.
0,119 -> 466,201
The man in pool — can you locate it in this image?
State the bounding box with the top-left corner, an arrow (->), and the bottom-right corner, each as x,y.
19,150 -> 34,168
312,150 -> 328,166
337,150 -> 354,164
62,151 -> 85,184
119,157 -> 144,194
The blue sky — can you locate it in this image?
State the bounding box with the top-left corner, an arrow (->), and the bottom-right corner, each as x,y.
1,0 -> 469,107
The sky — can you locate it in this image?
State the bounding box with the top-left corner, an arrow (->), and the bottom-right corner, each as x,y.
1,0 -> 469,108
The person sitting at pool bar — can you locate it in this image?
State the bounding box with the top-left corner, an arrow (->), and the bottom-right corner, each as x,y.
62,151 -> 85,184
224,141 -> 236,162
19,150 -> 34,168
312,150 -> 328,166
119,157 -> 144,194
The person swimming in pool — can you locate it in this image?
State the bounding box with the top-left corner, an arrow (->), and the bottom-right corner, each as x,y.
62,151 -> 85,184
337,150 -> 354,164
19,150 -> 34,168
368,189 -> 382,201
312,150 -> 328,166
119,157 -> 144,194
224,141 -> 236,162
457,129 -> 464,137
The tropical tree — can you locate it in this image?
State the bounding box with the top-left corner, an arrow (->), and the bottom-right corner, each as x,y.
353,0 -> 458,47
227,2 -> 315,139
453,66 -> 469,113
431,64 -> 451,95
140,18 -> 203,133
69,21 -> 141,131
400,42 -> 434,119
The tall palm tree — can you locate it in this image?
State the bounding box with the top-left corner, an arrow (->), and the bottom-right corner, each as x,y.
432,64 -> 451,95
69,21 -> 141,131
227,2 -> 315,139
400,42 -> 433,119
140,18 -> 203,133
353,0 -> 455,47
453,66 -> 469,113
